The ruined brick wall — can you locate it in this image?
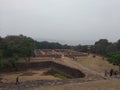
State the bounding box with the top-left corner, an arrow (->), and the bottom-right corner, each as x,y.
0,61 -> 85,78
50,61 -> 85,78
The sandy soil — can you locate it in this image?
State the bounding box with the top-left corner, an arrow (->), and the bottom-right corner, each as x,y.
0,68 -> 60,83
34,79 -> 120,90
76,55 -> 118,73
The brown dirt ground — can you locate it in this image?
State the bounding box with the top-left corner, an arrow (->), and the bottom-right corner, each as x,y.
0,55 -> 120,90
76,54 -> 118,73
33,79 -> 120,90
0,68 -> 60,83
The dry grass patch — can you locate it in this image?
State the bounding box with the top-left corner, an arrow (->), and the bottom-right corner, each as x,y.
76,55 -> 118,73
0,68 -> 60,83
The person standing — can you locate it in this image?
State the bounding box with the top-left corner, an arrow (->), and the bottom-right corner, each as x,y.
104,70 -> 107,77
16,76 -> 19,85
110,69 -> 113,77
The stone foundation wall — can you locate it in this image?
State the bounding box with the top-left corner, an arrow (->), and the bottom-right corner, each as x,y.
0,61 -> 85,78
50,61 -> 85,78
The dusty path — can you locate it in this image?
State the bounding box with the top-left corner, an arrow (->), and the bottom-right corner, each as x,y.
55,57 -> 106,80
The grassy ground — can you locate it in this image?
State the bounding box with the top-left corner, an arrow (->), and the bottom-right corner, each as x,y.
44,69 -> 70,80
76,55 -> 118,73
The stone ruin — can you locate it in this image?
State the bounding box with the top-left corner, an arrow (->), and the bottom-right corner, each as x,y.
34,49 -> 88,58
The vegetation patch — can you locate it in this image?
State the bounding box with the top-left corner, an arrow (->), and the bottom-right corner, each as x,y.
44,69 -> 71,80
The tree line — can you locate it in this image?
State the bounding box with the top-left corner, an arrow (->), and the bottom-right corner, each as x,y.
90,39 -> 120,71
0,35 -> 73,69
0,35 -> 34,69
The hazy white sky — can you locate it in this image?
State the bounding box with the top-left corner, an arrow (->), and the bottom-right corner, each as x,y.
0,0 -> 120,42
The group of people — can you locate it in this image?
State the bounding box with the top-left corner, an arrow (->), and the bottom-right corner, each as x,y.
105,69 -> 118,77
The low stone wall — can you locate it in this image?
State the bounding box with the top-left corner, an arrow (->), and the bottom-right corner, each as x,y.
29,61 -> 85,78
0,61 -> 51,72
50,61 -> 85,78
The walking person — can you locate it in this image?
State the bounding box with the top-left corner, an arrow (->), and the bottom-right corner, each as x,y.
110,69 -> 113,77
104,70 -> 107,77
16,76 -> 20,85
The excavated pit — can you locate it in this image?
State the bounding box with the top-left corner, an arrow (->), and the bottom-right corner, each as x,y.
0,61 -> 85,79
0,61 -> 87,90
30,61 -> 85,78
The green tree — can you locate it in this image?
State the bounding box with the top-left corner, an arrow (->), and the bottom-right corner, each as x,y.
0,51 -> 3,68
0,35 -> 34,69
116,40 -> 120,50
20,36 -> 34,61
107,51 -> 120,71
74,45 -> 88,52
8,54 -> 19,71
93,39 -> 110,55
106,43 -> 117,53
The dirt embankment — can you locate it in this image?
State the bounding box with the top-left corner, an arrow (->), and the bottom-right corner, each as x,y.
0,61 -> 85,78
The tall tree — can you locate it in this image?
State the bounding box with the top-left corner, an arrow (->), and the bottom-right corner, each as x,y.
93,39 -> 110,55
8,54 -> 19,71
0,35 -> 34,66
116,40 -> 120,50
107,51 -> 120,71
106,43 -> 117,53
0,51 -> 3,68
